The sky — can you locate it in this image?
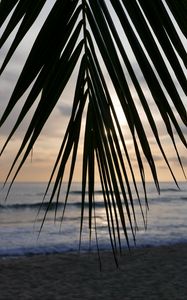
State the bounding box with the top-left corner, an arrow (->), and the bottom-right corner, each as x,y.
0,1 -> 186,184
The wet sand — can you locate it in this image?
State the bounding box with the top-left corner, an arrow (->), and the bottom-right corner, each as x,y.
0,244 -> 187,299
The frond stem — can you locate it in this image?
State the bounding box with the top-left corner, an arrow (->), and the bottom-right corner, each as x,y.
82,0 -> 89,84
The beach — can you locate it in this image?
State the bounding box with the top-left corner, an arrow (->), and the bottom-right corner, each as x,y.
0,182 -> 187,299
0,243 -> 187,300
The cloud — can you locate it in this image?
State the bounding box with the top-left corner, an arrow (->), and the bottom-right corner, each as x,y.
180,156 -> 187,167
168,155 -> 187,167
58,103 -> 72,118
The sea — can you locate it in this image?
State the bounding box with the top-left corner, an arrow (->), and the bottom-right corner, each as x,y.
0,181 -> 187,257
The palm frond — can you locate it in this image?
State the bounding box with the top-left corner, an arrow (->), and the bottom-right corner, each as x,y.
0,0 -> 186,253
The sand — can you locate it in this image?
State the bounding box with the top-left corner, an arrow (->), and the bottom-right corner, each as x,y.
0,244 -> 187,299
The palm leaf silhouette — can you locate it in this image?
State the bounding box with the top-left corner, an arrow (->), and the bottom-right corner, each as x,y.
0,0 -> 186,255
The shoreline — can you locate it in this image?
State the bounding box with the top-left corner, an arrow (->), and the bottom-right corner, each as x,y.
1,240 -> 187,259
0,243 -> 187,299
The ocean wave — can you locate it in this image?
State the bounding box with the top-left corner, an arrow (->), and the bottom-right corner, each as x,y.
0,202 -> 63,211
0,201 -> 107,211
1,194 -> 187,211
181,197 -> 187,201
160,188 -> 181,192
